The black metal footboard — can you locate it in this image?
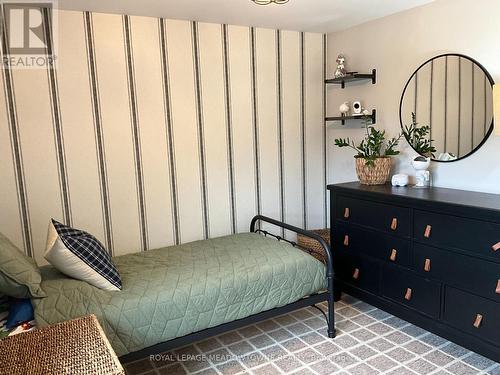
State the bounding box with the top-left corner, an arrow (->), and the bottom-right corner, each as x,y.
250,215 -> 336,339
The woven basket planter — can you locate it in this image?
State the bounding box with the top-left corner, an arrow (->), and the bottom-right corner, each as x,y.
355,157 -> 392,185
297,229 -> 330,263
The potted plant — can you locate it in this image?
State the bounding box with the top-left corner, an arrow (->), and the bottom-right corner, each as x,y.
402,112 -> 436,158
402,113 -> 436,187
334,115 -> 402,185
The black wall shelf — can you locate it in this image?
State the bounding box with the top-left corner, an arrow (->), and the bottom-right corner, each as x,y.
326,109 -> 376,125
325,69 -> 376,89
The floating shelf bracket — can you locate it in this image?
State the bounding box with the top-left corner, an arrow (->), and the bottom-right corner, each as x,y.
325,109 -> 377,126
325,69 -> 377,89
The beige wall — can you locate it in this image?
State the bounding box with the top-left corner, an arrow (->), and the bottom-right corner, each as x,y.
327,0 -> 500,193
0,10 -> 327,262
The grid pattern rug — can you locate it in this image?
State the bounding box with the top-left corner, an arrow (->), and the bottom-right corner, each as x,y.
123,295 -> 499,375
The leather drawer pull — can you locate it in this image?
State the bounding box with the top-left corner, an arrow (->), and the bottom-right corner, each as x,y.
391,218 -> 398,231
493,242 -> 500,252
344,207 -> 350,219
352,268 -> 360,280
424,258 -> 431,272
496,280 -> 500,294
424,225 -> 432,238
404,288 -> 412,301
389,249 -> 397,262
344,235 -> 349,247
473,314 -> 483,328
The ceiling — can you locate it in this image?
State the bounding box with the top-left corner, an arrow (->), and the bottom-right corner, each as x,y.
57,0 -> 435,33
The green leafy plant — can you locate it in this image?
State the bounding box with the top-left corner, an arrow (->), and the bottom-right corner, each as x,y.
402,112 -> 436,158
334,116 -> 402,167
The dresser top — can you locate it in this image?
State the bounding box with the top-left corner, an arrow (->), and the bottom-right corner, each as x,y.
328,182 -> 500,213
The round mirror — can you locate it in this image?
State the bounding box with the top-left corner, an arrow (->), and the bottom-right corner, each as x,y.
400,54 -> 494,162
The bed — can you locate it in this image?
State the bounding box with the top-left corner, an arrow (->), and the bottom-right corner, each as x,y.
32,216 -> 335,361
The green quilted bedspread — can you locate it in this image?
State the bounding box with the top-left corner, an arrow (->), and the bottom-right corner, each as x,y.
32,233 -> 326,356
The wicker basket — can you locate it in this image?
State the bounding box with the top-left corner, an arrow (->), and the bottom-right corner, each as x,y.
355,157 -> 392,185
0,315 -> 124,375
297,229 -> 330,263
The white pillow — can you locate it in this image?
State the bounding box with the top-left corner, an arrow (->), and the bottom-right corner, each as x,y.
44,219 -> 121,291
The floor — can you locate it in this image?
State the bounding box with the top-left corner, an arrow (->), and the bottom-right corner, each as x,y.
123,295 -> 499,375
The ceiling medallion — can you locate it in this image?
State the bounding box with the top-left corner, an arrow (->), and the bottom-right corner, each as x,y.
252,0 -> 289,5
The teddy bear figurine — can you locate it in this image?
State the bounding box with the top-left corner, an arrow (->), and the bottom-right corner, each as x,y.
334,54 -> 347,78
339,102 -> 350,117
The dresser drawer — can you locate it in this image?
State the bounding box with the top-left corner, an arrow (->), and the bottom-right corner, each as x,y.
382,264 -> 441,318
414,244 -> 500,302
335,222 -> 411,267
444,287 -> 500,346
336,196 -> 410,237
414,210 -> 500,262
338,255 -> 380,294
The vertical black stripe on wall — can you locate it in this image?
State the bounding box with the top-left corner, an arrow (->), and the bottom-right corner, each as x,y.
484,76 -> 487,134
429,60 -> 433,150
222,24 -> 237,234
250,27 -> 261,218
42,7 -> 72,226
322,34 -> 327,229
83,11 -> 114,253
191,21 -> 210,239
414,71 -> 418,119
0,9 -> 33,256
444,56 -> 448,152
300,32 -> 307,230
458,57 -> 461,156
276,30 -> 285,238
123,15 -> 149,251
471,63 -> 474,149
158,18 -> 180,245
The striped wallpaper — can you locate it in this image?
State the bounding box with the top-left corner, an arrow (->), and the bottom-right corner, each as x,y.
0,10 -> 327,264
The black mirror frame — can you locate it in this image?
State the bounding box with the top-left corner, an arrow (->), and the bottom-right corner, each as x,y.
399,53 -> 495,163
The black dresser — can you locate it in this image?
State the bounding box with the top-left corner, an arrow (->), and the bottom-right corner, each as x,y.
328,182 -> 500,362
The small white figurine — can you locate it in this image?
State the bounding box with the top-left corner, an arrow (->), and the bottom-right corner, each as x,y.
391,174 -> 409,187
339,102 -> 350,116
334,54 -> 347,78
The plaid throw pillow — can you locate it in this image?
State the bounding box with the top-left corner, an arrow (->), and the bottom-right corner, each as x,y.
44,219 -> 121,291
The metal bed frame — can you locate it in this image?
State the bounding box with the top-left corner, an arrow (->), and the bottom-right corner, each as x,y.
120,215 -> 335,363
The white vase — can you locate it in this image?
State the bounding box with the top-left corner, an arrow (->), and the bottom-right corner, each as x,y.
411,157 -> 431,187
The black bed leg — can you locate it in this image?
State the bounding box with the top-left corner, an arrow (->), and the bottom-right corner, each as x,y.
327,275 -> 336,338
334,284 -> 342,302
